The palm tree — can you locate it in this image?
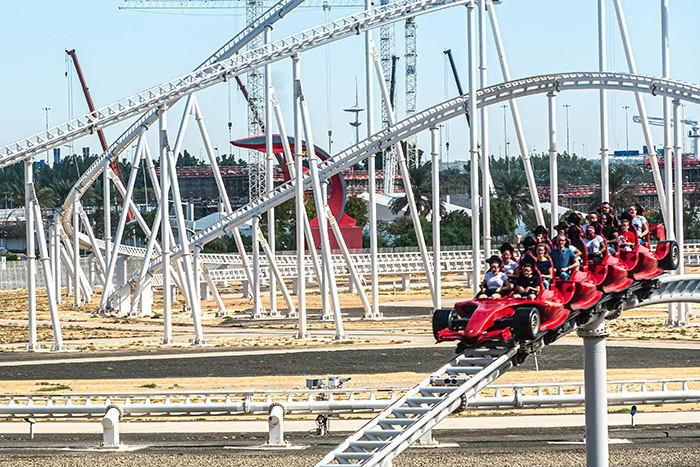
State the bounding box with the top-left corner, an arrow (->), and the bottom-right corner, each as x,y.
390,163 -> 445,218
493,170 -> 533,222
589,165 -> 638,212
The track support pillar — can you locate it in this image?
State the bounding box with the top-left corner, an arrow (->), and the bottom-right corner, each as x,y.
267,404 -> 288,447
578,314 -> 610,467
101,405 -> 123,448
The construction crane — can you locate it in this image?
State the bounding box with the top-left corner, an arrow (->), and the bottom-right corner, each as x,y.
65,49 -> 134,222
404,17 -> 418,167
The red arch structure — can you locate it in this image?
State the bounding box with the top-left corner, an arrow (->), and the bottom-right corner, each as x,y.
231,135 -> 362,250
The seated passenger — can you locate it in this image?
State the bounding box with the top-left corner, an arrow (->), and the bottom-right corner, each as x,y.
566,212 -> 584,235
511,263 -> 541,301
618,218 -> 636,252
499,243 -> 519,279
600,201 -> 619,228
583,212 -> 601,233
534,243 -> 554,288
477,255 -> 511,299
627,204 -> 649,245
600,212 -> 618,256
534,225 -> 553,250
519,235 -> 537,261
550,235 -> 580,280
583,225 -> 606,264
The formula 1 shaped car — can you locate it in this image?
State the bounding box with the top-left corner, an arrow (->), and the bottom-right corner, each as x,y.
433,239 -> 679,351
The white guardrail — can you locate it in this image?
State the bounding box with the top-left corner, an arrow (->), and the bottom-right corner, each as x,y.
2,378 -> 699,419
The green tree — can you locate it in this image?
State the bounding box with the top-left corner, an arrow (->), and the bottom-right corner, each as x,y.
390,164 -> 444,218
489,198 -> 517,240
493,170 -> 532,222
440,210 -> 472,246
344,195 -> 368,228
588,165 -> 639,211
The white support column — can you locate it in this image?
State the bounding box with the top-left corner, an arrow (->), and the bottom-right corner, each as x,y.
579,314 -> 609,467
267,404 -> 287,447
264,25 -> 277,318
293,53 -> 308,339
79,210 -> 106,280
159,106 -> 173,344
101,406 -> 122,447
251,216 -> 263,319
53,212 -> 62,304
370,40 -> 435,298
72,193 -> 82,307
192,98 -> 254,296
598,0 -> 609,202
25,160 -> 38,350
103,162 -> 111,283
32,203 -> 64,350
479,0 -> 490,263
661,0 -> 675,325
486,1 -> 544,226
299,92 -> 346,340
548,92 -> 558,234
366,0 -> 379,319
612,0 -> 669,225
431,127 -> 441,311
257,228 -> 296,315
673,99 -> 687,326
129,204 -> 162,315
468,2 -> 481,293
320,182 -> 331,321
99,130 -> 145,312
166,99 -> 205,344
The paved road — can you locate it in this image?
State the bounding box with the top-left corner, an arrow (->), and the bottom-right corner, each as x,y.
2,340 -> 700,380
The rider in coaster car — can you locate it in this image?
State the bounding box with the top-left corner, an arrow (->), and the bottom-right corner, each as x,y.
617,217 -> 636,252
550,234 -> 580,280
583,225 -> 606,264
533,225 -> 553,250
600,201 -> 619,228
499,243 -> 519,279
519,235 -> 537,261
511,259 -> 541,301
477,255 -> 511,299
566,212 -> 584,234
534,242 -> 554,289
599,212 -> 619,255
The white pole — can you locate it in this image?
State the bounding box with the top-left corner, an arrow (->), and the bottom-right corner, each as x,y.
468,1 -> 481,292
548,92 -> 559,234
191,98 -> 255,295
299,94 -> 346,340
159,106 -> 173,344
370,40 -> 435,298
53,212 -> 62,304
673,99 -> 687,325
25,160 -> 37,349
366,0 -> 379,319
661,0 -> 675,325
32,203 -> 63,350
252,214 -> 263,319
103,162 -> 111,284
611,0 -> 669,225
479,0 -> 490,263
598,0 -> 609,203
72,192 -> 82,307
99,130 -> 145,312
293,53 -> 308,339
129,204 -> 162,315
431,127 -> 441,311
580,314 -> 610,467
264,25 -> 278,317
485,1 -> 544,226
320,182 -> 331,321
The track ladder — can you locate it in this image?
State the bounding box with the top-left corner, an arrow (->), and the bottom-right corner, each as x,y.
315,346 -> 520,466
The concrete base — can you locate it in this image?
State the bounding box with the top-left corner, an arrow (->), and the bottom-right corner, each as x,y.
224,444 -> 308,451
60,445 -> 147,452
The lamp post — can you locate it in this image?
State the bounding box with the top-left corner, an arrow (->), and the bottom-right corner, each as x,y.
623,105 -> 630,150
563,104 -> 571,154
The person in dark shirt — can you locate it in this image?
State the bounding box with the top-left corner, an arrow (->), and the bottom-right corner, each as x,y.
512,263 -> 540,301
534,243 -> 554,288
600,212 -> 618,255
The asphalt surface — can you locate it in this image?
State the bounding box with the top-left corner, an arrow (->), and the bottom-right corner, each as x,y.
0,425 -> 699,466
1,342 -> 699,381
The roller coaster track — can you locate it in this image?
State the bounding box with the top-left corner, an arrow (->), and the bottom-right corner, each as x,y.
316,269 -> 700,465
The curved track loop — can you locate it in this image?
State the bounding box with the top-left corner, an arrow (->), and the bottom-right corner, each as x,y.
105,72 -> 700,296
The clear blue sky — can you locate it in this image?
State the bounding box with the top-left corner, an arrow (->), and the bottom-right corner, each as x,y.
1,0 -> 698,166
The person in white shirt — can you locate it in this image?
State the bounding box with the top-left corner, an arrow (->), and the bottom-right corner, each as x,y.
477,255 -> 511,299
583,225 -> 605,264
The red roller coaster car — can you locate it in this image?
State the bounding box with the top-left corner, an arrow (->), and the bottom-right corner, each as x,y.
433,239 -> 679,351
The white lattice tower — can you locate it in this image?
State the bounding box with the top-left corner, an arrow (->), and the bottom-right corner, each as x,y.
247,0 -> 266,201
405,17 -> 418,167
379,0 -> 397,193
